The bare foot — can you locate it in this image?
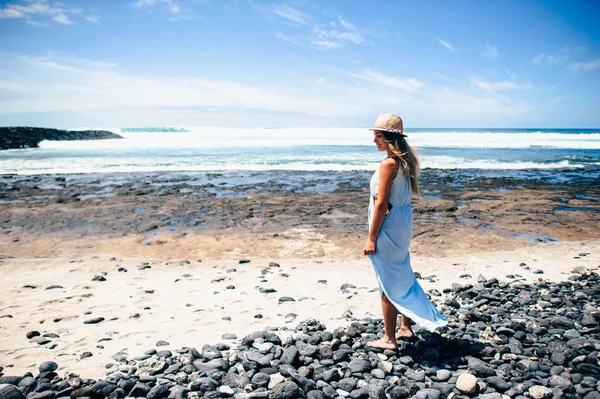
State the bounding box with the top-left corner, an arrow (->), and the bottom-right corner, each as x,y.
367,337 -> 397,350
395,328 -> 414,340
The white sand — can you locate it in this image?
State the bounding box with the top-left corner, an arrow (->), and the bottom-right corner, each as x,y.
0,240 -> 598,379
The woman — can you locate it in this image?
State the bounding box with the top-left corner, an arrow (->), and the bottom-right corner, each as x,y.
364,113 -> 447,350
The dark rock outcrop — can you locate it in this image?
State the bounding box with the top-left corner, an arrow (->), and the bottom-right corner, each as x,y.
0,127 -> 123,150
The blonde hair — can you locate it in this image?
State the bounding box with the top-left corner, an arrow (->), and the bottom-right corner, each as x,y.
382,132 -> 421,196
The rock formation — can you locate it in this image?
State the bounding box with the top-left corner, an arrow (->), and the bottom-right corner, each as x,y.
0,127 -> 123,150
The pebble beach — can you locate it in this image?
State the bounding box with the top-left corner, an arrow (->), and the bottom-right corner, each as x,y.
1,169 -> 599,399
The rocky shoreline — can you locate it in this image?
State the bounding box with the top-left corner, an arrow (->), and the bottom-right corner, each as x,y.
0,168 -> 598,259
0,127 -> 123,150
1,269 -> 599,399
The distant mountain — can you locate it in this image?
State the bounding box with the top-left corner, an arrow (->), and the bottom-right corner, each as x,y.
0,127 -> 123,150
120,127 -> 191,132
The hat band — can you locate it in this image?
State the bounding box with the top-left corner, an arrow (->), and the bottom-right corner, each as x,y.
382,128 -> 404,134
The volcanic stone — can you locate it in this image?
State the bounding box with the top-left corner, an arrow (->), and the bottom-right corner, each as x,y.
0,384 -> 25,399
550,316 -> 576,329
280,346 -> 299,365
222,373 -> 250,389
367,383 -> 386,399
190,377 -> 218,392
321,369 -> 340,383
71,386 -> 104,399
307,390 -> 325,399
0,377 -> 21,385
333,348 -> 353,362
17,377 -> 35,390
268,381 -> 300,399
486,376 -> 511,392
348,358 -> 371,373
468,357 -> 496,377
529,385 -> 553,399
29,392 -> 56,399
370,369 -> 385,379
252,372 -> 270,387
128,382 -> 151,397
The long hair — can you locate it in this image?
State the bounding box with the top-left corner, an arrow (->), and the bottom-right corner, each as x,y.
382,131 -> 421,196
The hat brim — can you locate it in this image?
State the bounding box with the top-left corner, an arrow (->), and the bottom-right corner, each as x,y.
369,127 -> 407,137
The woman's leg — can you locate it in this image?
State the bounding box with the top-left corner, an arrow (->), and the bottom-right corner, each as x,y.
367,293 -> 398,349
396,315 -> 414,339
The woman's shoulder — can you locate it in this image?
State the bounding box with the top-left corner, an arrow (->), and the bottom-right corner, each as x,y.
380,157 -> 398,169
379,157 -> 399,176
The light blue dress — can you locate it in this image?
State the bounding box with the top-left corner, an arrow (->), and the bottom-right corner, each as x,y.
368,163 -> 447,332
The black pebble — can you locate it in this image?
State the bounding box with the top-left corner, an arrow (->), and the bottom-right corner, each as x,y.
83,317 -> 105,324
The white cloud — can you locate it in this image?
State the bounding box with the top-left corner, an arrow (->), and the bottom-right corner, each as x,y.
0,54 -> 364,118
314,25 -> 364,45
345,69 -> 425,91
483,43 -> 498,60
338,17 -> 355,31
134,0 -> 187,17
0,0 -> 79,24
275,32 -> 306,47
53,12 -> 72,24
0,53 -> 535,127
85,15 -> 100,24
533,53 -> 569,65
267,6 -> 365,50
312,40 -> 340,49
21,53 -> 118,72
437,38 -> 456,51
568,58 -> 600,71
470,76 -> 530,93
272,4 -> 311,25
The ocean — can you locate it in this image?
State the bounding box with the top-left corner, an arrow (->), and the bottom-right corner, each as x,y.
1,127 -> 599,179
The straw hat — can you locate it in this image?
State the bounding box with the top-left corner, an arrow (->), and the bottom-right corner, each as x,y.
368,113 -> 406,137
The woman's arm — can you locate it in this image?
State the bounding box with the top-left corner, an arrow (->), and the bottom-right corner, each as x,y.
363,158 -> 397,255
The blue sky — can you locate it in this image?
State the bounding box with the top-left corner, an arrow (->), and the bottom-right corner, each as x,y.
0,0 -> 599,128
